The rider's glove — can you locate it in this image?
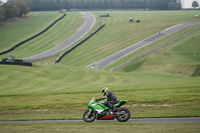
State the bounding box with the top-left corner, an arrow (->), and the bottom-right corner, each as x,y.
95,99 -> 99,102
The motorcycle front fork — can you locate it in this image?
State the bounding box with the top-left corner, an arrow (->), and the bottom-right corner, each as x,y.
88,109 -> 93,117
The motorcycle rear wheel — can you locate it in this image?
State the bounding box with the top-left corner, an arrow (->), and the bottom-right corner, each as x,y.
83,110 -> 96,122
116,108 -> 131,122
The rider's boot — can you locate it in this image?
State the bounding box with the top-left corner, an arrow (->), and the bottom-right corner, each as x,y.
113,106 -> 117,112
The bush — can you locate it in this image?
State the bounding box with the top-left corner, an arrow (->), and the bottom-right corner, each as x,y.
0,1 -> 30,20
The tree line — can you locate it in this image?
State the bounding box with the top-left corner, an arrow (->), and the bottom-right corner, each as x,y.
7,0 -> 182,11
0,1 -> 30,21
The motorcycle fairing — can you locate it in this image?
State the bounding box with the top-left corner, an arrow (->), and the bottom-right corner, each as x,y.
98,115 -> 114,120
88,100 -> 109,113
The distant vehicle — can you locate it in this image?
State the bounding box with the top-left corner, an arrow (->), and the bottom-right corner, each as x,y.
136,19 -> 140,23
59,9 -> 67,13
129,18 -> 140,23
100,13 -> 109,17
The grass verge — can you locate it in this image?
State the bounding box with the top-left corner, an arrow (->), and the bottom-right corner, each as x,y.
0,65 -> 199,120
0,123 -> 200,133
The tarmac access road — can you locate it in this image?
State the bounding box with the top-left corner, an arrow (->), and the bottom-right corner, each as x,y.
0,118 -> 200,124
86,22 -> 200,69
23,12 -> 95,62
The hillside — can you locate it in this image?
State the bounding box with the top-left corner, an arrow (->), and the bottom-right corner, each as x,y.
0,11 -> 84,59
59,11 -> 200,68
0,11 -> 200,121
117,29 -> 200,76
0,12 -> 61,52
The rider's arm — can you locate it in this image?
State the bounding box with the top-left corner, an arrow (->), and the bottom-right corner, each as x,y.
96,96 -> 107,101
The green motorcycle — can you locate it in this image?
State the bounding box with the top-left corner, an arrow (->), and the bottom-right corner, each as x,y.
83,97 -> 131,122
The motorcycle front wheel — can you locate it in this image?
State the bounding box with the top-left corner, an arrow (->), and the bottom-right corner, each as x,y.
83,110 -> 96,122
116,108 -> 131,122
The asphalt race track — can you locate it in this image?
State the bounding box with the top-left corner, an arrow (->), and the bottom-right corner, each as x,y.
23,12 -> 95,61
0,118 -> 200,124
86,22 -> 200,69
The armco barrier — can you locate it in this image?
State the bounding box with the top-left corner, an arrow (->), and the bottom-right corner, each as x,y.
54,24 -> 105,64
0,13 -> 66,56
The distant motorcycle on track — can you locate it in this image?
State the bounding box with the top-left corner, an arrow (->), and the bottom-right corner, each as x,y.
83,97 -> 131,122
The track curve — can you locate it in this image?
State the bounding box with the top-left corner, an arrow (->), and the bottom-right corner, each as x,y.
86,22 -> 200,69
24,12 -> 95,61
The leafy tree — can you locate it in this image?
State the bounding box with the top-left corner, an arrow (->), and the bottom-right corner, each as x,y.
0,6 -> 5,20
15,1 -> 30,17
168,1 -> 181,10
192,1 -> 199,9
0,1 -> 30,20
2,3 -> 18,19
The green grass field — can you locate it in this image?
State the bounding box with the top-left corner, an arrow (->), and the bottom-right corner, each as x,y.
106,26 -> 200,76
0,64 -> 199,120
0,10 -> 200,124
0,11 -> 84,59
60,11 -> 200,67
0,123 -> 200,133
0,12 -> 61,52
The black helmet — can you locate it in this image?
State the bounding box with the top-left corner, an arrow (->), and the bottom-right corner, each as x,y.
102,87 -> 109,95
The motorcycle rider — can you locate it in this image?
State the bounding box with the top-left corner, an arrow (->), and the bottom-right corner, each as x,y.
96,87 -> 118,114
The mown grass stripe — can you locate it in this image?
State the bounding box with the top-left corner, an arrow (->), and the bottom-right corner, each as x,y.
55,24 -> 105,63
0,13 -> 66,56
0,12 -> 59,51
0,12 -> 84,60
